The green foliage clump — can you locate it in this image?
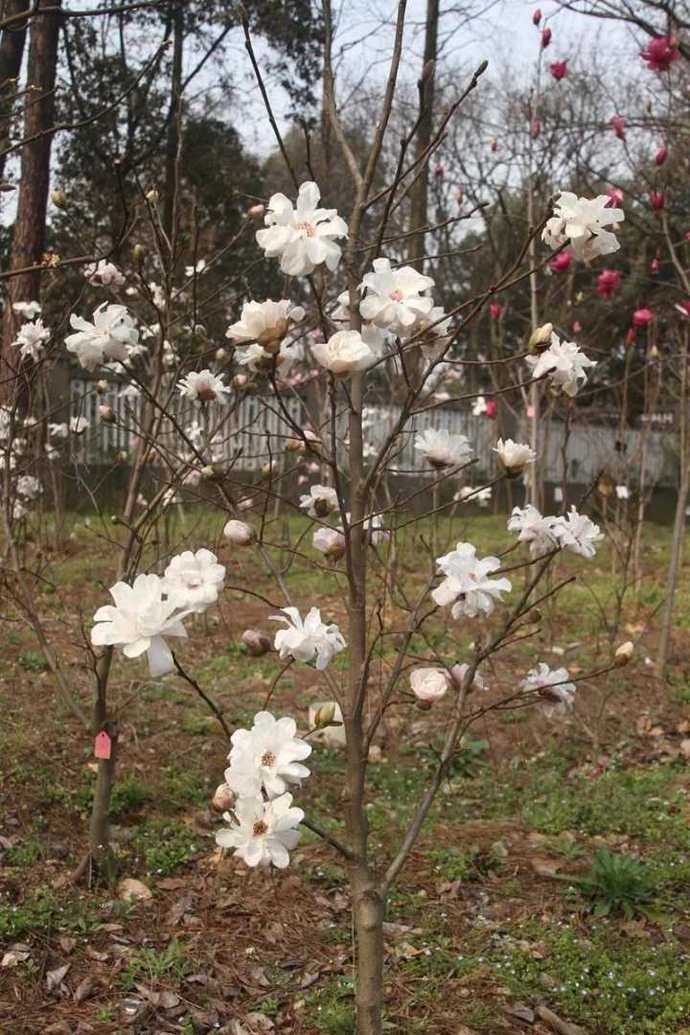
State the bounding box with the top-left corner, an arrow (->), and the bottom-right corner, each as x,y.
118,939 -> 191,991
133,819 -> 199,876
567,849 -> 656,918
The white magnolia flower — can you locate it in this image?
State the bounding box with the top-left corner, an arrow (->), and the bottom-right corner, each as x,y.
450,663 -> 488,693
542,192 -> 624,262
415,427 -> 472,469
223,519 -> 254,545
311,330 -> 375,376
12,300 -> 41,319
553,506 -> 603,558
416,306 -> 453,360
313,526 -> 346,559
410,667 -> 450,702
216,792 -> 303,869
472,395 -> 487,417
12,318 -> 50,361
234,340 -> 295,374
508,505 -> 560,557
494,438 -> 536,475
224,711 -> 312,799
271,606 -> 346,670
526,333 -> 596,397
226,299 -> 305,355
256,181 -> 347,276
16,474 -> 42,500
299,484 -> 338,518
48,422 -> 69,440
70,416 -> 89,434
432,542 -> 511,619
616,485 -> 630,500
161,548 -> 225,611
90,573 -> 190,676
184,259 -> 207,278
520,662 -> 576,717
84,260 -> 125,288
366,512 -> 389,546
359,258 -> 434,334
177,369 -> 229,404
455,485 -> 492,508
65,303 -> 139,371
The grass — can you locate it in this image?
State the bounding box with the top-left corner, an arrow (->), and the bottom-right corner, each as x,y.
117,939 -> 192,991
131,819 -> 201,876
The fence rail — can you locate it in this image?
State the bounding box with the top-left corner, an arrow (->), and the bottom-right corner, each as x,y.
69,380 -> 675,489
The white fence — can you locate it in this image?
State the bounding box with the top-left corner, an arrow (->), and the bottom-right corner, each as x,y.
69,379 -> 675,488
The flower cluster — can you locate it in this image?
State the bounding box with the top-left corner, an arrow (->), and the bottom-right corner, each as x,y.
65,303 -> 140,371
526,332 -> 596,397
216,711 -> 311,868
542,191 -> 624,263
90,549 -> 225,676
508,505 -> 603,558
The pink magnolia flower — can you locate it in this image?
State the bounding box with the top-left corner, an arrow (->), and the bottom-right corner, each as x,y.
625,327 -> 636,346
550,251 -> 572,273
596,269 -> 622,299
632,307 -> 654,328
489,302 -> 503,321
530,118 -> 542,138
541,27 -> 552,48
655,144 -> 668,166
606,188 -> 624,209
650,191 -> 665,211
532,7 -> 542,25
571,319 -> 582,334
650,257 -> 660,274
674,301 -> 690,318
550,60 -> 568,80
641,35 -> 680,73
610,115 -> 626,141
485,399 -> 497,419
434,162 -> 444,179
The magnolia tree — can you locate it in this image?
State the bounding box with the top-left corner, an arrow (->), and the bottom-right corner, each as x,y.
0,12 -> 643,1035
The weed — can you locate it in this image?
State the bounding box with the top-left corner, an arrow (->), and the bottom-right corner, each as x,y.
118,939 -> 191,991
133,819 -> 200,876
565,849 -> 656,918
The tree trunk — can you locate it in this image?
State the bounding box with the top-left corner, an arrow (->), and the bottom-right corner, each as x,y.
657,332 -> 689,678
406,0 -> 439,270
0,0 -> 61,403
162,0 -> 184,244
0,0 -> 30,183
351,866 -> 386,1035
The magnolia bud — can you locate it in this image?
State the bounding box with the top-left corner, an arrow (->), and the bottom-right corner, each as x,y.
315,702 -> 337,728
95,379 -> 109,395
247,203 -> 265,220
132,243 -> 145,263
193,323 -> 207,339
50,189 -> 67,209
0,180 -> 16,192
261,461 -> 275,476
614,641 -> 634,667
98,404 -> 115,424
201,463 -> 224,481
215,348 -> 227,362
211,783 -> 235,812
223,518 -> 254,545
145,188 -> 160,203
285,436 -> 305,453
233,373 -> 248,389
241,628 -> 271,656
528,322 -> 553,353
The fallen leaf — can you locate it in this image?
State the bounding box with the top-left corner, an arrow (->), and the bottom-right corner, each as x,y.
74,976 -> 96,1003
117,877 -> 152,902
680,739 -> 690,760
46,962 -> 71,992
506,1001 -> 535,1022
1,946 -> 30,968
58,937 -> 77,954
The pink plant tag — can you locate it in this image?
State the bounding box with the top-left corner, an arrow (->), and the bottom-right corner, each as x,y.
526,405 -> 536,419
94,731 -> 112,760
